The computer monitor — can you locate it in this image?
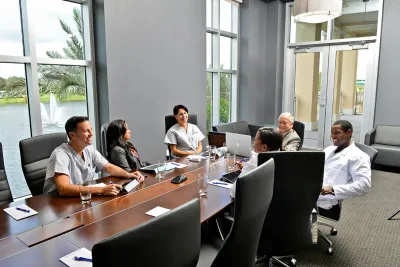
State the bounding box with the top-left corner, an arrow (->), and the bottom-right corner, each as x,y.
226,132 -> 252,157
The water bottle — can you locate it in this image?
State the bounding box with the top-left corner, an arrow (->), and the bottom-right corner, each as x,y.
311,208 -> 318,244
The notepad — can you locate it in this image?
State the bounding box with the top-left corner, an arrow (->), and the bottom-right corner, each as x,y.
170,162 -> 189,169
60,248 -> 92,267
4,204 -> 38,220
208,181 -> 233,189
122,179 -> 139,193
187,155 -> 207,160
145,206 -> 171,217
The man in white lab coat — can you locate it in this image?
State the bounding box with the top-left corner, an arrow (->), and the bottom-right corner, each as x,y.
317,120 -> 371,216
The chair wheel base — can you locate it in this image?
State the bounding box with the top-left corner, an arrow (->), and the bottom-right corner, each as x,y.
330,228 -> 338,235
290,258 -> 297,266
328,247 -> 333,255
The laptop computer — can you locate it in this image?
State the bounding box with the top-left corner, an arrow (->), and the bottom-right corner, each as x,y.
226,132 -> 252,157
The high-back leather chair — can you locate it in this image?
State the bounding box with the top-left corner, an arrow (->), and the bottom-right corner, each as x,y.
100,123 -> 109,158
257,151 -> 324,265
165,114 -> 198,158
19,133 -> 67,196
205,159 -> 275,267
92,198 -> 201,267
165,114 -> 198,134
318,142 -> 377,254
293,121 -> 305,150
0,142 -> 13,205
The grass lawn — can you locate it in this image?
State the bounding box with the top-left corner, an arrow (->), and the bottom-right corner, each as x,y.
0,94 -> 86,105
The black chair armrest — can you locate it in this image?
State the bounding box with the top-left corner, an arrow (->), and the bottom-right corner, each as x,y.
248,124 -> 265,137
365,127 -> 376,145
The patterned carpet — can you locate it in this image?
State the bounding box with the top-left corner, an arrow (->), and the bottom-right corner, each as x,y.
295,170 -> 400,267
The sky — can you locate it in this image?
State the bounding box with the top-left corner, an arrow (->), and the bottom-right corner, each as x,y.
0,0 -> 82,78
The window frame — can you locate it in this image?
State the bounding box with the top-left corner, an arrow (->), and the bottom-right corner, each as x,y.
206,0 -> 239,130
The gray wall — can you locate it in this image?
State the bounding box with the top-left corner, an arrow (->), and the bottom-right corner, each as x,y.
374,0 -> 400,126
101,0 -> 206,163
238,0 -> 285,125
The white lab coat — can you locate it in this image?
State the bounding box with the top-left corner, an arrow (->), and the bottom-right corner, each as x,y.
317,142 -> 371,209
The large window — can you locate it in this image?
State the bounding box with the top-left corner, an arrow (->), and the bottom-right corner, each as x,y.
206,0 -> 239,131
0,0 -> 95,199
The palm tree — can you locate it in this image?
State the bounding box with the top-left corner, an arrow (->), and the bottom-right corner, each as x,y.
39,8 -> 86,100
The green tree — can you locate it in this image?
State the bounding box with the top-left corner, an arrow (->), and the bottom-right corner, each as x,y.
0,77 -> 6,91
39,7 -> 85,100
219,73 -> 231,124
4,76 -> 26,98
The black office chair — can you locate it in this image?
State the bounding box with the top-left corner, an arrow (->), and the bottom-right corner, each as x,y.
197,159 -> 275,267
93,198 -> 201,267
318,143 -> 377,254
0,142 -> 13,205
257,151 -> 324,266
100,123 -> 109,158
19,133 -> 67,196
293,121 -> 305,150
165,114 -> 198,159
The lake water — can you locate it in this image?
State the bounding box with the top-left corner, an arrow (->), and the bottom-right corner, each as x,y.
0,101 -> 87,199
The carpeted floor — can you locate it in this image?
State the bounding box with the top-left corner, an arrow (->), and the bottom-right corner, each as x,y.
295,170 -> 400,267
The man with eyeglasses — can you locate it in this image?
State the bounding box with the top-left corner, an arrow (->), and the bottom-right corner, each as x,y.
278,112 -> 301,151
317,120 -> 371,214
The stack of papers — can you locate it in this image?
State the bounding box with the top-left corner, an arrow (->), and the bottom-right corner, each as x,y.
208,180 -> 232,189
4,204 -> 38,220
60,248 -> 92,267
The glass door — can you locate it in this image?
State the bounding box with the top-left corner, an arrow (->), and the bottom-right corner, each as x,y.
292,47 -> 330,149
285,42 -> 376,149
324,43 -> 377,147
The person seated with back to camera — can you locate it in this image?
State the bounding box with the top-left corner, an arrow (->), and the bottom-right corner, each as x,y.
107,119 -> 148,172
318,120 -> 371,218
278,112 -> 301,151
43,116 -> 145,197
164,104 -> 205,157
230,127 -> 283,198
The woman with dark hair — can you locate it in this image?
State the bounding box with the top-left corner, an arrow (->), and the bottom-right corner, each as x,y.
107,119 -> 146,173
164,104 -> 205,157
230,127 -> 283,198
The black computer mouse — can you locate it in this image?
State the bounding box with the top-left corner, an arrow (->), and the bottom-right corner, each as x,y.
171,175 -> 187,184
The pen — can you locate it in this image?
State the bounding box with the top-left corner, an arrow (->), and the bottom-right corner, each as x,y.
212,181 -> 228,185
170,162 -> 180,166
74,256 -> 92,262
235,158 -> 249,165
109,181 -> 123,191
16,207 -> 30,213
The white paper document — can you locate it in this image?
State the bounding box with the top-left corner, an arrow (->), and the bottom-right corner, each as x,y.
60,248 -> 92,267
318,194 -> 336,201
4,204 -> 38,220
89,183 -> 106,188
170,162 -> 189,169
208,180 -> 233,189
145,206 -> 171,217
187,155 -> 207,160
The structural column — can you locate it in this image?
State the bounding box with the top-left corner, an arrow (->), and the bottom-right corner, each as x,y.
294,53 -> 319,131
332,51 -> 343,121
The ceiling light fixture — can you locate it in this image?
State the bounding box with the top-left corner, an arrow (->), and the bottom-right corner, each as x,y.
294,0 -> 343,24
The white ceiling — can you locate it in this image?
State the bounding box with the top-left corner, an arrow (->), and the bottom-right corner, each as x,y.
342,0 -> 380,14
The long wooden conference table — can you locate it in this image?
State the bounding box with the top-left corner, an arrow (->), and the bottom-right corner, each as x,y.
0,156 -> 234,266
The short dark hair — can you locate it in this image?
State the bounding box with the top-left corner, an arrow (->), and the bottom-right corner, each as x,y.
65,116 -> 89,140
173,105 -> 188,116
333,120 -> 353,137
258,128 -> 283,151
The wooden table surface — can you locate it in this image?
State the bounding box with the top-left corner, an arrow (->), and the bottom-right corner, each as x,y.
0,156 -> 235,264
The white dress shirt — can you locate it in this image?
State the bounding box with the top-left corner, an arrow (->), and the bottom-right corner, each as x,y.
229,153 -> 258,198
317,142 -> 371,209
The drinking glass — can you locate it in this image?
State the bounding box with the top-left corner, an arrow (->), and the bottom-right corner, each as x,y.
225,152 -> 235,172
157,161 -> 167,180
79,181 -> 93,203
198,174 -> 209,197
209,145 -> 217,160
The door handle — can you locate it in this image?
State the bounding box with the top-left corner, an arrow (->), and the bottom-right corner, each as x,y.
320,104 -> 325,107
